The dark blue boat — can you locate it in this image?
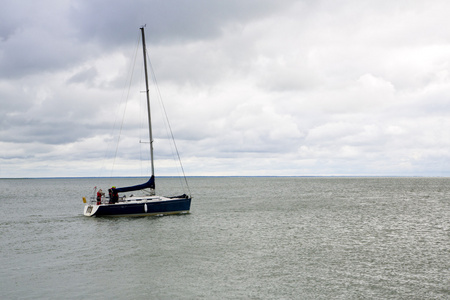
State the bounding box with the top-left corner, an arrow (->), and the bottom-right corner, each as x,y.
83,27 -> 191,217
84,193 -> 191,217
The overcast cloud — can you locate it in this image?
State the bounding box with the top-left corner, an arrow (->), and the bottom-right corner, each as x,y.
1,0 -> 450,177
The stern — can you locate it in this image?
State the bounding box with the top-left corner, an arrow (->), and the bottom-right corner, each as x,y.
83,204 -> 99,217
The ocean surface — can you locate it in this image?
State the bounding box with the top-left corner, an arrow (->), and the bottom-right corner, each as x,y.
0,177 -> 449,299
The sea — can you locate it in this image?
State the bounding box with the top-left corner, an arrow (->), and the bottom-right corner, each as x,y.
0,177 -> 449,299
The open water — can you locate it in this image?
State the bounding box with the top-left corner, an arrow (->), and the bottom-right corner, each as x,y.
0,177 -> 449,299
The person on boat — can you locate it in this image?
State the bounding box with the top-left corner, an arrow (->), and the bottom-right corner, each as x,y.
108,188 -> 113,204
96,189 -> 104,205
111,186 -> 119,204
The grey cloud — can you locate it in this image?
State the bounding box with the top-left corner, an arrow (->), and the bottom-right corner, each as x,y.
2,0 -> 450,177
67,67 -> 99,85
0,0 -> 296,80
69,0 -> 297,45
1,115 -> 88,145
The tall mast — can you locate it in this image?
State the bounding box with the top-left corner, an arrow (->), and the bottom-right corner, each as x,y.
140,26 -> 155,180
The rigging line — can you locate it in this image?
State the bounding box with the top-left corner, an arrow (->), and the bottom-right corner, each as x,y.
99,36 -> 139,180
110,33 -> 141,177
146,50 -> 192,196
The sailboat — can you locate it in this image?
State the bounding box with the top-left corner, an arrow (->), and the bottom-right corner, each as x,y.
83,27 -> 191,217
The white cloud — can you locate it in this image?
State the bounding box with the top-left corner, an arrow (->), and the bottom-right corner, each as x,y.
1,0 -> 450,177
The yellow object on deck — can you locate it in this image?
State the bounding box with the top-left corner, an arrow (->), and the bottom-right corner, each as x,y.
82,197 -> 87,203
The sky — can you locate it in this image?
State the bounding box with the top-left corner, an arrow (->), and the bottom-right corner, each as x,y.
1,0 -> 450,178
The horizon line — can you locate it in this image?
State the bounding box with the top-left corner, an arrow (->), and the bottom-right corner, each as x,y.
1,175 -> 449,180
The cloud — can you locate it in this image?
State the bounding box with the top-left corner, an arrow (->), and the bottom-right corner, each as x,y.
1,0 -> 450,178
68,0 -> 297,44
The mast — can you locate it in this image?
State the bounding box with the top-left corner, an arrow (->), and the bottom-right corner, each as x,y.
140,26 -> 155,182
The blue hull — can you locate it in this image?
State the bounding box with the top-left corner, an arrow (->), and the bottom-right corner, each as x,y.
86,197 -> 191,217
